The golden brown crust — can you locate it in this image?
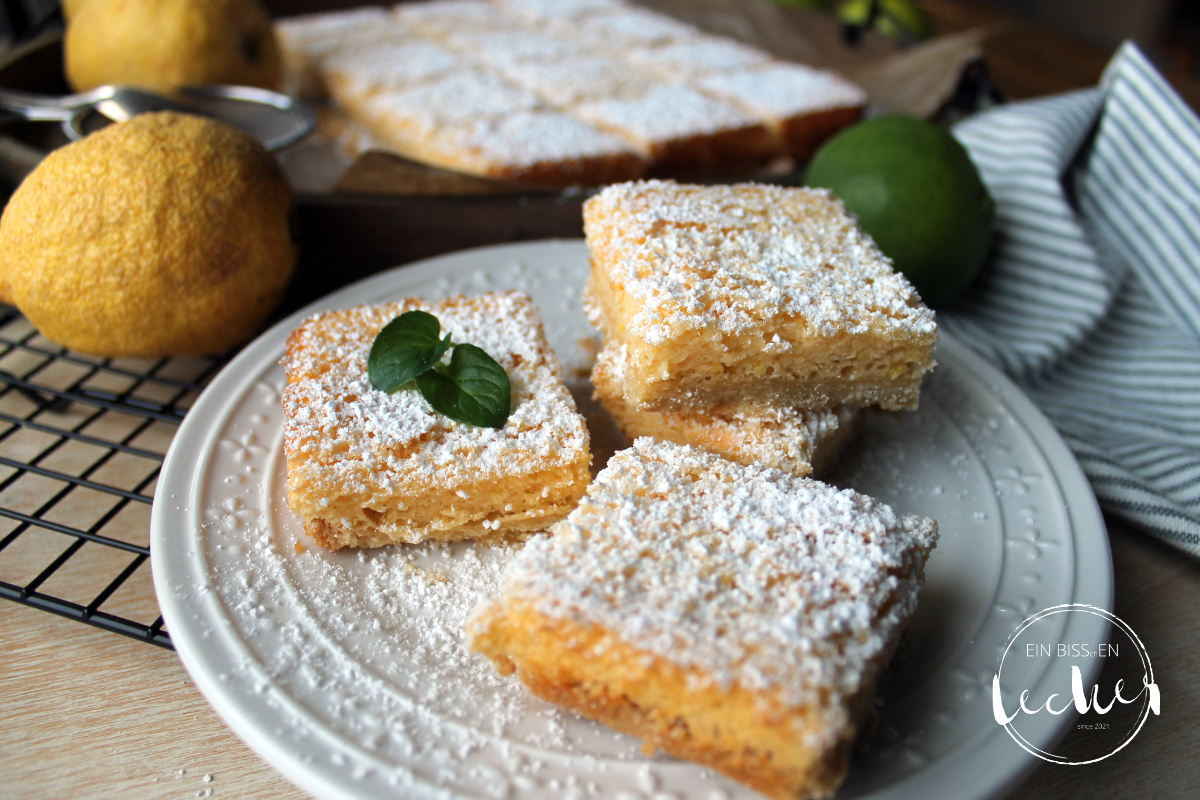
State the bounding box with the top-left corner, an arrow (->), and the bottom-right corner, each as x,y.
282,292 -> 591,548
591,342 -> 865,478
582,181 -> 938,413
471,599 -> 876,800
781,105 -> 865,161
468,441 -> 938,800
363,120 -> 645,189
639,123 -> 777,177
489,151 -> 647,189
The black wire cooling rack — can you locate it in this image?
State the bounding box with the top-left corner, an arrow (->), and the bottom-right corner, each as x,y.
0,306 -> 228,649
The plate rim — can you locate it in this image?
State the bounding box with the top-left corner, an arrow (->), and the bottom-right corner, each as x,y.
151,238 -> 1113,800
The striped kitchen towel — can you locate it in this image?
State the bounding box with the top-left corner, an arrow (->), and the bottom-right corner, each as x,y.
944,42 -> 1200,557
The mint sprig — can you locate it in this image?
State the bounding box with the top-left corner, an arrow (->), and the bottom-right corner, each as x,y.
367,311 -> 452,393
415,344 -> 512,429
367,310 -> 512,429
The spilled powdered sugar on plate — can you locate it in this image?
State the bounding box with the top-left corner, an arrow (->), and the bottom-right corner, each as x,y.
156,241 -> 1108,800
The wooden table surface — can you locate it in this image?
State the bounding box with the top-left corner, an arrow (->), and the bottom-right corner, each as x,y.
4,3 -> 1199,800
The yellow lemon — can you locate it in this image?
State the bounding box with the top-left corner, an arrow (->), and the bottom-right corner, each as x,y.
0,112 -> 295,357
61,0 -> 89,20
804,115 -> 993,308
65,0 -> 282,93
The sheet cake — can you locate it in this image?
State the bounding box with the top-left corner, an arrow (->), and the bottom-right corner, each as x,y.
277,0 -> 867,184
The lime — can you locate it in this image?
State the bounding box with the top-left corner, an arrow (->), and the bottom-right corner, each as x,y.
803,115 -> 993,308
836,0 -> 932,42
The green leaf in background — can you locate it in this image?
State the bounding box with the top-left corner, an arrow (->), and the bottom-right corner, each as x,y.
835,0 -> 931,43
771,0 -> 832,10
367,310 -> 453,393
415,343 -> 511,429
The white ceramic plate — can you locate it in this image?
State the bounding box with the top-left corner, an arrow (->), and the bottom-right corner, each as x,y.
152,240 -> 1112,800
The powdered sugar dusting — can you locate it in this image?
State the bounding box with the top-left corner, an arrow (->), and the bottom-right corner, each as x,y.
261,536 -> 550,736
457,112 -> 644,167
483,439 -> 938,707
495,55 -> 659,106
496,0 -> 627,23
276,6 -> 395,48
630,36 -> 772,78
585,180 -> 937,343
275,7 -> 409,66
577,85 -> 762,144
700,63 -> 869,117
566,5 -> 698,47
443,29 -> 577,68
395,0 -> 524,37
282,291 -> 588,535
324,40 -> 462,94
358,70 -> 544,131
207,501 -> 645,768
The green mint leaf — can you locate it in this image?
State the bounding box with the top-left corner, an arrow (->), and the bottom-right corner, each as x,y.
415,343 -> 511,428
367,310 -> 453,393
